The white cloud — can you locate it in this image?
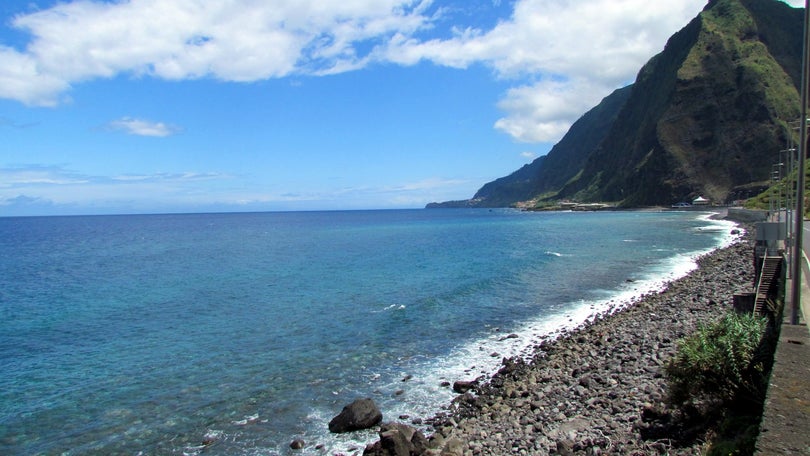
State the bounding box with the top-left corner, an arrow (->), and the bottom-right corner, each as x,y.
107,117 -> 181,137
0,165 -> 241,213
0,46 -> 70,106
382,0 -> 708,141
0,0 -> 799,143
0,164 -> 466,213
494,78 -> 610,142
0,165 -> 89,187
3,0 -> 433,105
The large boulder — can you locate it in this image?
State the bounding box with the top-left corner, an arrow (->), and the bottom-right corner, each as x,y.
363,423 -> 429,456
328,398 -> 383,433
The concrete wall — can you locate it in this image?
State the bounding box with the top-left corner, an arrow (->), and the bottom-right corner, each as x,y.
726,208 -> 768,223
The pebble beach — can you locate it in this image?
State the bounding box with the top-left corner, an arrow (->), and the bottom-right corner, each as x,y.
364,227 -> 754,455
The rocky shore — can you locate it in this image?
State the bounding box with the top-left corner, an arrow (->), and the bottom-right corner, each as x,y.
363,229 -> 754,455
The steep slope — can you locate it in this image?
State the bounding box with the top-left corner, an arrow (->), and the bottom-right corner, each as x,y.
561,0 -> 801,206
469,85 -> 632,207
429,0 -> 803,209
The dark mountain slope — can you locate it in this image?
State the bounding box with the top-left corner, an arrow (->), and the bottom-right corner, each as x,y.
556,12 -> 705,204
428,0 -> 803,208
468,85 -> 632,207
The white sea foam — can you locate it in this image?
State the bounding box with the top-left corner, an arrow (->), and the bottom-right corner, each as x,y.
309,212 -> 745,453
204,212 -> 746,456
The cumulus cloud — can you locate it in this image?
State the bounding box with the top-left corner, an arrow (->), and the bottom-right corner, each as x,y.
493,78 -> 611,142
107,117 -> 182,137
1,0 -> 795,143
3,0 -> 433,106
0,45 -> 71,106
382,0 -> 707,141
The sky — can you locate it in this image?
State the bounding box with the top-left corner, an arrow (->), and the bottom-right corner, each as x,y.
0,0 -> 805,216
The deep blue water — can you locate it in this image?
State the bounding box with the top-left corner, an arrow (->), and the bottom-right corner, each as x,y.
0,209 -> 738,455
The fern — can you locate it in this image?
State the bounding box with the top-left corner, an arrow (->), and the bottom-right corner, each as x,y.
666,313 -> 768,407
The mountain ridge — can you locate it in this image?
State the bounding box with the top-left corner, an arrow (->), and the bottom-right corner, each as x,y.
428,0 -> 802,209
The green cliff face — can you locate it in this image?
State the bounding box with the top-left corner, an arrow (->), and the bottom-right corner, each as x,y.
430,0 -> 803,208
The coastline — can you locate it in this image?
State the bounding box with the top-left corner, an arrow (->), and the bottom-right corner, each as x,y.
363,223 -> 754,455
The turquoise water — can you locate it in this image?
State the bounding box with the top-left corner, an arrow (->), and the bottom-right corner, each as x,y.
0,209 -> 737,455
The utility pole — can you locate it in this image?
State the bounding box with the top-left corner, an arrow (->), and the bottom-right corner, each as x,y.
790,0 -> 810,325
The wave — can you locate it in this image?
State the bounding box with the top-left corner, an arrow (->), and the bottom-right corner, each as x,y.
299,213 -> 746,454
372,304 -> 407,313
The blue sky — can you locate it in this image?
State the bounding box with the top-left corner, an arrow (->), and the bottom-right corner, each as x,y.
1,0 -> 804,216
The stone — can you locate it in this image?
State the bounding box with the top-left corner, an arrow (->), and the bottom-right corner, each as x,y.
328,398 -> 383,433
452,380 -> 477,394
363,423 -> 429,456
357,236 -> 757,456
380,428 -> 411,456
289,438 -> 305,450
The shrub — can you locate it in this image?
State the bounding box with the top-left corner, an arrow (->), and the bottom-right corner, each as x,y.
665,312 -> 769,407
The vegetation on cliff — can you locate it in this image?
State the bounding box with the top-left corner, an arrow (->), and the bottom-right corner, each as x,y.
429,0 -> 803,209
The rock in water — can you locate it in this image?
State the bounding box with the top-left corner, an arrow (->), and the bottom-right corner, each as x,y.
328,398 -> 383,433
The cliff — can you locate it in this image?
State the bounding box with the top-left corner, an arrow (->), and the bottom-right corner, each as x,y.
428,0 -> 803,209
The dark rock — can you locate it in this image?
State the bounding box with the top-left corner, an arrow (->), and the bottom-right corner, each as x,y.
363,423 -> 428,456
452,380 -> 477,394
328,398 -> 382,433
556,439 -> 575,456
289,438 -> 305,450
380,428 -> 411,456
362,235 -> 756,456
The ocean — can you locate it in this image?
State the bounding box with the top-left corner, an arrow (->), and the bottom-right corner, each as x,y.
0,209 -> 739,455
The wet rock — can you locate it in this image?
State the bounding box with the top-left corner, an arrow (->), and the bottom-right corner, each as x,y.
363,423 -> 428,456
360,232 -> 756,456
452,380 -> 477,394
289,438 -> 305,450
328,398 -> 382,433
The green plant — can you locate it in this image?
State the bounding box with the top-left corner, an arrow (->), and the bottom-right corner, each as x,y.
705,415 -> 761,456
665,313 -> 768,407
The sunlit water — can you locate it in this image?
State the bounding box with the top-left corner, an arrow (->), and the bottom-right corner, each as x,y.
0,209 -> 739,455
